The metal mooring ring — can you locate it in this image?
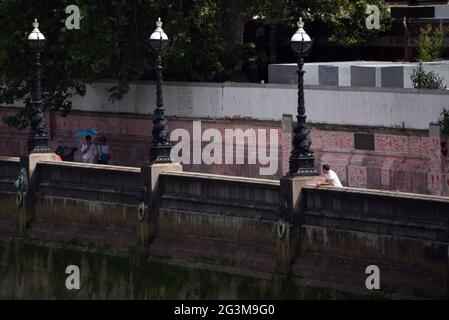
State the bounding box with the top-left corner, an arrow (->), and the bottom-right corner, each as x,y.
137,202 -> 147,221
16,193 -> 23,207
15,168 -> 28,208
278,220 -> 288,239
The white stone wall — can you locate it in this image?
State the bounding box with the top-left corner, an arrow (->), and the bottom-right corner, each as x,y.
68,81 -> 449,130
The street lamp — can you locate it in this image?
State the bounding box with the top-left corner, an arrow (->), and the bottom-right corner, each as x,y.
27,19 -> 50,153
149,18 -> 172,163
289,18 -> 318,177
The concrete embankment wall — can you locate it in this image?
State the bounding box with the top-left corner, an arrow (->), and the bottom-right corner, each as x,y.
297,186 -> 449,298
0,157 -> 20,235
32,161 -> 141,251
0,158 -> 448,299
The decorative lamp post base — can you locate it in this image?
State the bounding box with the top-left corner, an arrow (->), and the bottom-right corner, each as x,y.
289,154 -> 319,177
149,143 -> 173,164
27,135 -> 50,154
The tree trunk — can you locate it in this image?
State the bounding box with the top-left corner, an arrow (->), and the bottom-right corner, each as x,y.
221,0 -> 248,47
221,0 -> 251,77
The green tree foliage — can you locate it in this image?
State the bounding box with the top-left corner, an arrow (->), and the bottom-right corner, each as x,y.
410,62 -> 446,90
0,0 -> 391,128
278,0 -> 391,46
417,24 -> 449,62
412,24 -> 448,90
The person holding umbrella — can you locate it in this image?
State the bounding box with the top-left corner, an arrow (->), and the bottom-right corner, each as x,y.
81,135 -> 98,164
76,129 -> 99,164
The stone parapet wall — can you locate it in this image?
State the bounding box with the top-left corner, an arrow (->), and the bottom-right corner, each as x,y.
159,171 -> 280,220
0,156 -> 19,196
296,186 -> 449,298
30,161 -> 141,250
0,159 -> 449,298
154,172 -> 282,274
0,157 -> 20,235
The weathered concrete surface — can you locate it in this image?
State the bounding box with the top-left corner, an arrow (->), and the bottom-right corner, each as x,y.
138,163 -> 183,246
295,186 -> 449,299
21,153 -> 59,185
62,80 -> 449,130
18,153 -> 60,236
155,172 -> 281,274
142,163 -> 183,194
30,161 -> 141,250
159,171 -> 280,219
0,157 -> 19,236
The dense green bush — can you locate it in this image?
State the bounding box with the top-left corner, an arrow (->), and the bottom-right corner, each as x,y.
410,62 -> 446,90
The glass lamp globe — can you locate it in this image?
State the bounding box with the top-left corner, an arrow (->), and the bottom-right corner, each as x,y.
28,19 -> 46,52
291,18 -> 312,54
149,18 -> 169,51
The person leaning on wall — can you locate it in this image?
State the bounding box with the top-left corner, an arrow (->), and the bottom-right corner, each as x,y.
316,164 -> 343,188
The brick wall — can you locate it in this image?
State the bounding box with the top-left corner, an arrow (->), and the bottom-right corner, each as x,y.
1,108 -> 448,195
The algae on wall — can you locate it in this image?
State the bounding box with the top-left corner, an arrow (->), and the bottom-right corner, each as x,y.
0,236 -> 365,300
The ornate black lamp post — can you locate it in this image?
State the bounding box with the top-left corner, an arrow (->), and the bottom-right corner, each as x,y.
149,18 -> 172,164
289,18 -> 318,177
27,19 -> 50,154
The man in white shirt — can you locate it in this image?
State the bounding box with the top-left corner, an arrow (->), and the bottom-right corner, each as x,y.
316,164 -> 343,188
81,135 -> 98,164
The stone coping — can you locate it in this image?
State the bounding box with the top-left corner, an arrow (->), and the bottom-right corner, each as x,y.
38,160 -> 141,173
0,156 -> 20,163
303,185 -> 449,203
161,171 -> 280,187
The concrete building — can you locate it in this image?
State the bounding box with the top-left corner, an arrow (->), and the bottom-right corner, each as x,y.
269,61 -> 449,89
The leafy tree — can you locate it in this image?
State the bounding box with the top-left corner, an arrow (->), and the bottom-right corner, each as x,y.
260,0 -> 391,46
417,24 -> 449,62
0,0 -> 391,129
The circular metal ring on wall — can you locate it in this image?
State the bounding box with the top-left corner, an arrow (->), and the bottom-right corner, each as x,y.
278,220 -> 288,239
137,202 -> 147,221
15,168 -> 28,209
16,192 -> 23,207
